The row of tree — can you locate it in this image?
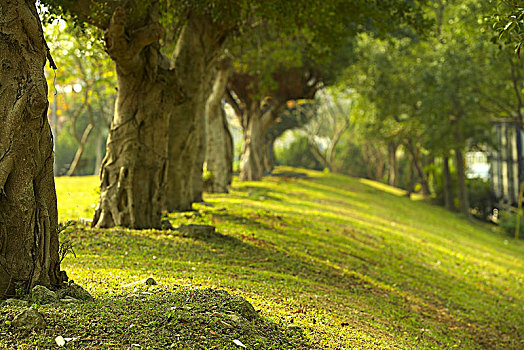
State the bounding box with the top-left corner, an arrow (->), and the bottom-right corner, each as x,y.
274,0 -> 524,220
0,0 -> 427,297
0,0 -> 521,298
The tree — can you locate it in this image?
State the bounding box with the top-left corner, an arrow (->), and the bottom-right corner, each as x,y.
347,0 -> 494,213
0,0 -> 66,298
204,57 -> 234,193
303,89 -> 352,173
227,0 -> 429,181
46,0 -> 346,221
44,1 -> 239,224
43,24 -> 115,176
264,100 -> 317,173
227,65 -> 322,181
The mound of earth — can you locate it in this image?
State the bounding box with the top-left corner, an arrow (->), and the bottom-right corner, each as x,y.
0,287 -> 312,349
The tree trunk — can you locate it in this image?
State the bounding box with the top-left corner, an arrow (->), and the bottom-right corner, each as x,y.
191,108 -> 207,204
406,153 -> 415,198
0,0 -> 65,297
442,155 -> 454,211
387,142 -> 398,186
263,137 -> 275,174
205,59 -> 233,193
454,148 -> 470,217
166,14 -> 229,211
240,103 -> 271,181
406,140 -> 431,196
66,124 -> 93,176
92,7 -> 174,229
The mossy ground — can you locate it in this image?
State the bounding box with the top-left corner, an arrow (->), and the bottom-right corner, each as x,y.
1,167 -> 523,349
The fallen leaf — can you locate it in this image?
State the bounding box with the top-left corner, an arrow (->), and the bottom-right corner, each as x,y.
55,336 -> 66,347
233,339 -> 246,348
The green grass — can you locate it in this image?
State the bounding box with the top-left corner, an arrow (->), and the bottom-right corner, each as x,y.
2,167 -> 523,349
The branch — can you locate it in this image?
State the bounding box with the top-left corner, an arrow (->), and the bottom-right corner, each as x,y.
104,7 -> 163,66
70,89 -> 89,144
306,134 -> 329,170
129,23 -> 164,56
62,0 -> 113,30
225,88 -> 243,124
326,114 -> 350,167
261,100 -> 285,130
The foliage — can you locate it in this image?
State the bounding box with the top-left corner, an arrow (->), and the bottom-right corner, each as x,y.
467,178 -> 498,221
274,133 -> 323,171
433,162 -> 497,221
44,20 -> 115,175
498,210 -> 524,240
490,0 -> 524,55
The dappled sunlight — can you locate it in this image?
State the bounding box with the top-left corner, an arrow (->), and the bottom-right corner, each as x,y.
359,178 -> 408,196
51,168 -> 524,349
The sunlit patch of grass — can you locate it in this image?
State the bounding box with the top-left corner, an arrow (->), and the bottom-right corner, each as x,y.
1,167 -> 522,349
55,175 -> 99,222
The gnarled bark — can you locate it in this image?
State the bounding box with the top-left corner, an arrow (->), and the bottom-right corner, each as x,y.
0,0 -> 65,297
92,7 -> 176,229
204,58 -> 233,193
166,13 -> 230,211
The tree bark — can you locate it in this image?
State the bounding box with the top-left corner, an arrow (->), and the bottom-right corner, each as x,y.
204,58 -> 233,193
454,148 -> 470,217
263,137 -> 275,174
166,13 -> 229,211
92,7 -> 175,229
240,103 -> 271,181
442,155 -> 454,211
0,0 -> 65,297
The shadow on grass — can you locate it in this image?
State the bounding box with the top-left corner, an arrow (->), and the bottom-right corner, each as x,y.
270,171 -> 310,179
233,185 -> 282,202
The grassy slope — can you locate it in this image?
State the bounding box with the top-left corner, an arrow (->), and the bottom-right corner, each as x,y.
3,167 -> 523,349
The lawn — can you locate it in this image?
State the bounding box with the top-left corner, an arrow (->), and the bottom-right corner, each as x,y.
1,167 -> 523,349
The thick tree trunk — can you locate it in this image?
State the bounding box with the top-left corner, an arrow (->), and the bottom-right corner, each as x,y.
387,142 -> 398,187
228,68 -> 320,182
167,14 -> 228,211
92,7 -> 174,229
0,0 -> 65,297
263,137 -> 275,174
205,59 -> 233,193
454,149 -> 470,217
240,104 -> 270,181
442,155 -> 454,211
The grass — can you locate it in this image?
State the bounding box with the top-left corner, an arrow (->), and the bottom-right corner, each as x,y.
1,166 -> 523,349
